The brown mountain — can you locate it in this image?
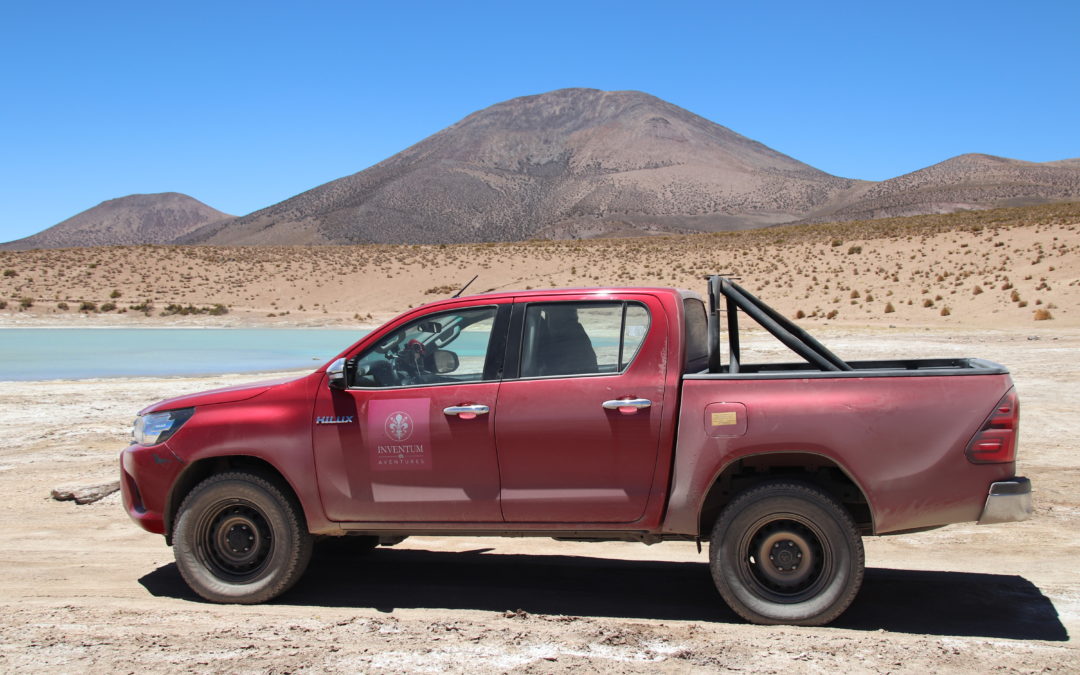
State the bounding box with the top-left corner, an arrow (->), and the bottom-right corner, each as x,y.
807,153 -> 1080,222
15,91 -> 1079,249
1,193 -> 231,250
181,89 -> 860,245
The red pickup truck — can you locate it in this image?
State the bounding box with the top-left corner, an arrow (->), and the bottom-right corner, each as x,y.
120,276 -> 1031,625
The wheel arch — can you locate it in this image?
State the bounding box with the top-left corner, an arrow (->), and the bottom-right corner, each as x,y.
164,455 -> 303,545
697,451 -> 875,538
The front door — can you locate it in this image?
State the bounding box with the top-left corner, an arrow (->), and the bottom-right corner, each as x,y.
495,296 -> 667,523
313,304 -> 508,522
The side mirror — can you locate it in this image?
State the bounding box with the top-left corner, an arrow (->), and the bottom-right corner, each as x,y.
327,357 -> 348,390
428,349 -> 459,374
417,321 -> 443,333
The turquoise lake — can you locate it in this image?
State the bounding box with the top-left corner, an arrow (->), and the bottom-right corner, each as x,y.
0,329 -> 370,381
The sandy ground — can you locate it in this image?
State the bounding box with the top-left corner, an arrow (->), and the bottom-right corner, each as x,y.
0,327 -> 1077,673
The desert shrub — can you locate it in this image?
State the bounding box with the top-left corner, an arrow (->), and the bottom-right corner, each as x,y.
1010,289 -> 1021,303
850,290 -> 860,299
847,245 -> 862,255
19,297 -> 33,309
3,269 -> 16,277
940,307 -> 951,316
972,285 -> 983,295
162,304 -> 191,316
100,302 -> 117,312
1018,300 -> 1028,308
923,299 -> 934,308
57,302 -> 69,310
795,309 -> 806,319
80,301 -> 97,312
826,309 -> 839,319
110,289 -> 121,299
831,239 -> 843,247
1033,309 -> 1052,321
884,302 -> 895,313
162,303 -> 227,316
0,300 -> 7,309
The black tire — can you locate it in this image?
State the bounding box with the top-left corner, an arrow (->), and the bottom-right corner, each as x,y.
709,481 -> 864,626
173,471 -> 313,604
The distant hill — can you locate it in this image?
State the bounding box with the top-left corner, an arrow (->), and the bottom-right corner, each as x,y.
1,193 -> 231,250
806,153 -> 1080,222
183,89 -> 1080,245
12,91 -> 1080,249
180,88 -> 860,245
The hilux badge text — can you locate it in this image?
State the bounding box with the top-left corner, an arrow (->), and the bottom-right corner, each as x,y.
316,415 -> 354,425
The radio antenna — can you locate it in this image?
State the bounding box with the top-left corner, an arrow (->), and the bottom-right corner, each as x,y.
451,275 -> 479,298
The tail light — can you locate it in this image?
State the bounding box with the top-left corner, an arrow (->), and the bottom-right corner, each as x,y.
965,388 -> 1019,463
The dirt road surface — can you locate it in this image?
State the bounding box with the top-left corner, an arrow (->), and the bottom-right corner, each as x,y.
0,329 -> 1076,673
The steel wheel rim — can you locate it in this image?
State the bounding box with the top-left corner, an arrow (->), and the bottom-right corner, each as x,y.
737,514 -> 832,603
194,499 -> 274,582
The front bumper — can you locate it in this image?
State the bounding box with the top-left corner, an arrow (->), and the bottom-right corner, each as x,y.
977,477 -> 1033,525
120,443 -> 184,535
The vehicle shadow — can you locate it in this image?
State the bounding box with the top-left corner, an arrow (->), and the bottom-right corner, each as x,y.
139,547 -> 1067,641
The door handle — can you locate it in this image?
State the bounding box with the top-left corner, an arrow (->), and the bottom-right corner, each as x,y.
443,404 -> 490,420
602,398 -> 652,414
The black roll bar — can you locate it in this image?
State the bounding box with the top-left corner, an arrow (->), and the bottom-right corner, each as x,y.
705,275 -> 852,373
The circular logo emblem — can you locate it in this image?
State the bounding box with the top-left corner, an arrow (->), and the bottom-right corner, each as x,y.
384,411 -> 414,442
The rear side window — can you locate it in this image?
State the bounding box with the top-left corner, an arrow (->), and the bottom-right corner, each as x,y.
519,302 -> 650,378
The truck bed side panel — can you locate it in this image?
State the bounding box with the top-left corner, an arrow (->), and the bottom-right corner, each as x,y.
665,373 -> 1017,535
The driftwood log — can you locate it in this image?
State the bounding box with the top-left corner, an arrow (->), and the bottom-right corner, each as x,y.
51,481 -> 121,505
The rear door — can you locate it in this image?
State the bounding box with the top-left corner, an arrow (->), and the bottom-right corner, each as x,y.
494,294 -> 668,522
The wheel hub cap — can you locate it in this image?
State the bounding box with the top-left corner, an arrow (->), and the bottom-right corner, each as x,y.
192,497 -> 276,584
750,523 -> 820,592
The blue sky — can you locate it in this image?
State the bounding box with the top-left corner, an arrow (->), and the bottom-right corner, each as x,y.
2,1 -> 1078,242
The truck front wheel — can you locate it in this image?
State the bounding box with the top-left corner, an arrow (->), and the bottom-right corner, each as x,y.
173,471 -> 313,604
709,481 -> 864,626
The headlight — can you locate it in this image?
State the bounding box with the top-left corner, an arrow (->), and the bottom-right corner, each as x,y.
132,408 -> 194,446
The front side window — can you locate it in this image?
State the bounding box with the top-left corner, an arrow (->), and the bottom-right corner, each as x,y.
352,307 -> 497,388
519,302 -> 650,378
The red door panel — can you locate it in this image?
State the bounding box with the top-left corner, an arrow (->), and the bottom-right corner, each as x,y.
313,382 -> 502,522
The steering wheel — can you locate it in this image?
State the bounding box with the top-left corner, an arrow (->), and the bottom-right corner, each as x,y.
393,340 -> 429,384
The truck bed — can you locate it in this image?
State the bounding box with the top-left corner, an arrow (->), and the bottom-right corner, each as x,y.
685,357 -> 1008,380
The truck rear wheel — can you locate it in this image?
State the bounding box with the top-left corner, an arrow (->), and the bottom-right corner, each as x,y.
173,471 -> 313,604
709,481 -> 863,626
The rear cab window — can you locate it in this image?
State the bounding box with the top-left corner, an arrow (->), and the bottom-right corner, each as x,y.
518,301 -> 651,378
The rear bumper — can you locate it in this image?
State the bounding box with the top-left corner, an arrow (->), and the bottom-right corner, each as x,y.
977,477 -> 1032,525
